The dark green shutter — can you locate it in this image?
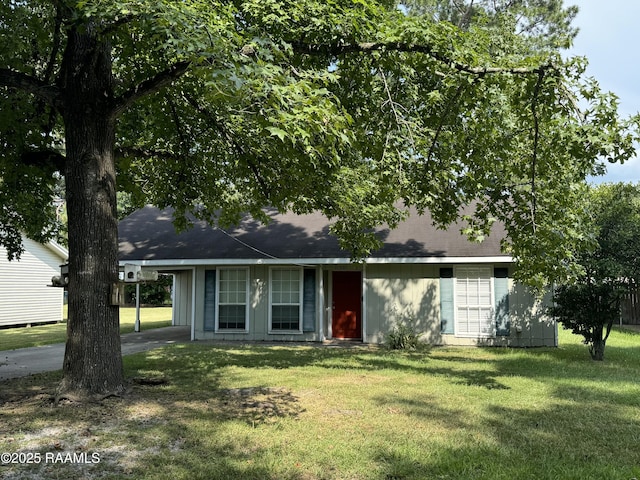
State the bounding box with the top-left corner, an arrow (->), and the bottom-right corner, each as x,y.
494,267 -> 510,336
302,268 -> 316,332
204,270 -> 216,331
440,268 -> 454,334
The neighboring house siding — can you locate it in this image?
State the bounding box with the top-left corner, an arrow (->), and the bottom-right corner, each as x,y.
0,238 -> 65,327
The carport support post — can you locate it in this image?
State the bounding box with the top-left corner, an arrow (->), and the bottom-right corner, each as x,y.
135,283 -> 141,333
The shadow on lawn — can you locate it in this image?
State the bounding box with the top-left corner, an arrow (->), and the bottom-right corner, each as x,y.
0,373 -> 306,479
136,337 -> 640,395
3,336 -> 640,479
366,373 -> 640,479
370,397 -> 640,480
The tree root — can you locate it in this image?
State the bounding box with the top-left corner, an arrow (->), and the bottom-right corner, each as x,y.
53,387 -> 128,405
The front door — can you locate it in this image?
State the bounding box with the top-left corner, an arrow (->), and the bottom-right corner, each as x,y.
332,271 -> 362,339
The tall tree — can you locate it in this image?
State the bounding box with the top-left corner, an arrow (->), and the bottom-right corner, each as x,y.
1,1 -> 637,398
548,183 -> 640,361
405,0 -> 578,51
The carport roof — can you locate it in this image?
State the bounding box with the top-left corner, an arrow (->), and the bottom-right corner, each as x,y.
118,205 -> 510,263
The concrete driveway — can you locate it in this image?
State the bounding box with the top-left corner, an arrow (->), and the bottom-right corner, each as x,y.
0,326 -> 191,381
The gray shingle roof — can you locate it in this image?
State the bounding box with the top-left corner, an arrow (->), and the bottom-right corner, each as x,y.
118,205 -> 509,262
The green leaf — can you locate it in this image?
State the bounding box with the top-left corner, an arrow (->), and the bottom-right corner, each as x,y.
265,126 -> 288,141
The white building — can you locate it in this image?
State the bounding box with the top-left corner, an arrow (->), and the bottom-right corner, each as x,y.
0,237 -> 68,327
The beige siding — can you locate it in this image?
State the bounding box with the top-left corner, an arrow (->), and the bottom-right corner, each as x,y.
437,279 -> 555,347
172,271 -> 193,326
0,238 -> 65,327
365,264 -> 440,344
365,264 -> 555,347
194,265 -> 321,342
181,261 -> 554,347
250,264 -> 268,337
507,283 -> 556,347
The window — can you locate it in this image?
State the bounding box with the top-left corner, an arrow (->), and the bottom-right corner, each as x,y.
455,267 -> 495,337
270,268 -> 302,331
217,268 -> 249,330
203,268 -> 249,332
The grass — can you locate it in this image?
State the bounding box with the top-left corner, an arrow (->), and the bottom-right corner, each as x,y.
0,327 -> 639,479
0,307 -> 173,351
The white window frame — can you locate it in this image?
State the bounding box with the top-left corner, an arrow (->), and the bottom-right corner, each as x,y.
268,267 -> 303,334
215,267 -> 250,332
454,266 -> 495,338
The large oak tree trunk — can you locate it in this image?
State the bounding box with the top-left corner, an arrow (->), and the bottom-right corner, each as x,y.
58,25 -> 125,398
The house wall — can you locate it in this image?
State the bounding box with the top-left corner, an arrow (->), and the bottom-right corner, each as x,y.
181,262 -> 555,347
504,283 -> 556,347
364,263 -> 555,347
193,265 -> 322,342
364,264 -> 440,344
172,271 -> 193,327
0,238 -> 65,327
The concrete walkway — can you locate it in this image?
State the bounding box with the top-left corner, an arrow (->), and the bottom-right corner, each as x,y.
0,326 -> 191,381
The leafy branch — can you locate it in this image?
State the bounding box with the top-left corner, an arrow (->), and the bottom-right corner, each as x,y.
180,93 -> 272,200
115,147 -> 180,162
112,60 -> 191,115
378,68 -> 416,152
43,3 -> 66,84
291,41 -> 556,77
426,79 -> 474,163
0,68 -> 62,108
529,68 -> 545,233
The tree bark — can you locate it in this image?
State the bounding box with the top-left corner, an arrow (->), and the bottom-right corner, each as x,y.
589,324 -> 606,361
58,24 -> 124,398
590,338 -> 606,361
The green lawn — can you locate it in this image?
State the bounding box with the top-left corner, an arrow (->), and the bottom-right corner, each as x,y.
1,327 -> 639,479
0,307 -> 173,351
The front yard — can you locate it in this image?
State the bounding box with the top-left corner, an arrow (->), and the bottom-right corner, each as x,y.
0,307 -> 173,351
0,328 -> 639,479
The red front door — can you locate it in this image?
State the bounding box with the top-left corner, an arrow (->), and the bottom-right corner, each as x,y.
332,271 -> 362,339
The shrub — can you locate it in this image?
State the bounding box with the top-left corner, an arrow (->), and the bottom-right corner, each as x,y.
124,274 -> 173,306
547,281 -> 620,361
386,323 -> 420,350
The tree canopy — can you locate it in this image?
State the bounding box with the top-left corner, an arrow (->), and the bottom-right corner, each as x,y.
1,0 -> 638,396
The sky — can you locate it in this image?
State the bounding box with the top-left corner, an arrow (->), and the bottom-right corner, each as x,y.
567,1 -> 640,183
